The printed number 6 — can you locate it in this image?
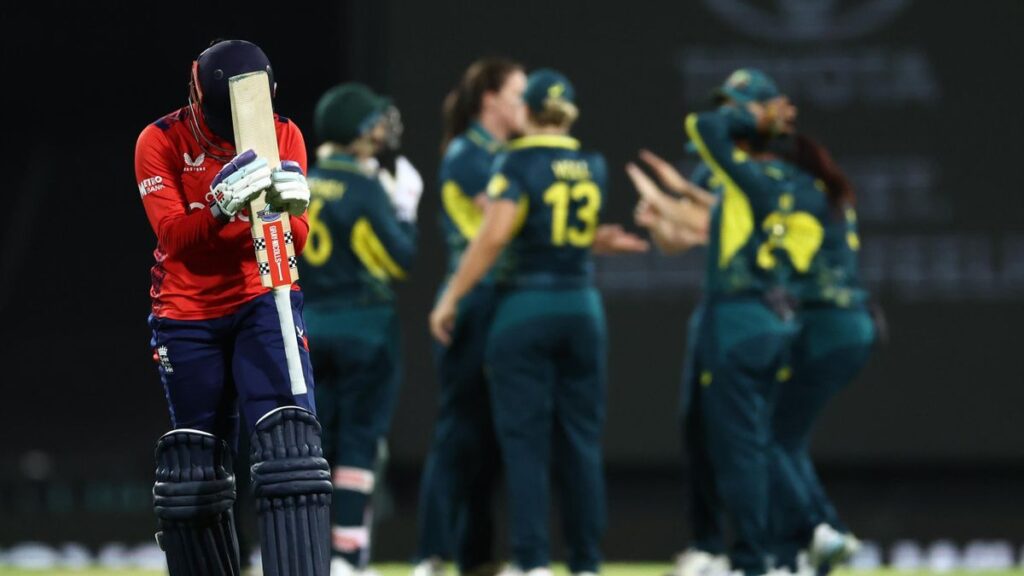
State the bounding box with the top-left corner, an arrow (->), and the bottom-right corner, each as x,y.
303,198 -> 332,266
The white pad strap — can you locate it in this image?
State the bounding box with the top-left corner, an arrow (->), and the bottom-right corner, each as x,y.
332,526 -> 369,553
332,467 -> 375,494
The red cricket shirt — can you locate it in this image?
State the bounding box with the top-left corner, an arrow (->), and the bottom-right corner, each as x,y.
135,105 -> 309,320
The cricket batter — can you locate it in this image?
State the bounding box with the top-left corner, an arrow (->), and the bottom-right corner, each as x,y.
135,40 -> 329,575
430,69 -> 647,576
298,83 -> 419,576
414,57 -> 526,576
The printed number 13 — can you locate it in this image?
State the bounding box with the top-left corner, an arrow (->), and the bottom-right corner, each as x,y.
543,180 -> 601,247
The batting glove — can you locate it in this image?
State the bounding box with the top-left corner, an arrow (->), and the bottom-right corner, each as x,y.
266,161 -> 310,217
209,149 -> 272,220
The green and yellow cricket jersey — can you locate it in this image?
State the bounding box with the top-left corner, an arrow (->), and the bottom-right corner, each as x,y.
686,108 -> 807,298
439,122 -> 502,278
486,134 -> 608,288
778,164 -> 867,308
298,152 -> 416,307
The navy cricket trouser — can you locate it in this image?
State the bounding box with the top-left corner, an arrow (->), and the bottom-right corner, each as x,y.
148,290 -> 317,446
486,288 -> 608,575
769,306 -> 875,569
697,298 -> 795,576
416,284 -> 501,571
305,303 -> 402,568
679,304 -> 726,555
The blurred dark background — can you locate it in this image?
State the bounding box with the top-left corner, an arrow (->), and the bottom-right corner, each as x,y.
2,0 -> 1022,563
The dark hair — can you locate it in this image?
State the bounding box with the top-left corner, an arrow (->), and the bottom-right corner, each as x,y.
784,133 -> 855,209
441,57 -> 524,150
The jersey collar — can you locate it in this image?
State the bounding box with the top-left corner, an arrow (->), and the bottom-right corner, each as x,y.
507,134 -> 580,151
318,152 -> 366,175
466,122 -> 501,153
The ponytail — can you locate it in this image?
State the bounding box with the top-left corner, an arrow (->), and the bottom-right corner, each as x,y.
441,57 -> 524,151
784,133 -> 855,211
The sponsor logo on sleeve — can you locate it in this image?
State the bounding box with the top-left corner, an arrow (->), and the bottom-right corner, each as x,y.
139,176 -> 165,197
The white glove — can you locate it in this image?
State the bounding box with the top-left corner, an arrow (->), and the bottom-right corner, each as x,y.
391,155 -> 423,223
266,160 -> 310,216
209,149 -> 272,219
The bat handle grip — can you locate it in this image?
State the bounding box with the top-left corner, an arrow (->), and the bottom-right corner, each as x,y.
272,286 -> 307,395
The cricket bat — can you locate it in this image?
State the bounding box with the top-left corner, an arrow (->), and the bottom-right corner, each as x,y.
228,71 -> 307,395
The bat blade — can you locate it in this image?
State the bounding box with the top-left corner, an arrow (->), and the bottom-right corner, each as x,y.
228,71 -> 307,396
228,71 -> 299,287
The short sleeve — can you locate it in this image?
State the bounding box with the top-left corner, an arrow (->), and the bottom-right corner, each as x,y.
486,154 -> 523,202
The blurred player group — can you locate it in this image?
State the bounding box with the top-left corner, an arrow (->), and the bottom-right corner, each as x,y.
135,39 -> 875,576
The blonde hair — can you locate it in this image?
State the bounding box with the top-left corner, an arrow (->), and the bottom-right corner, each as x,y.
530,98 -> 579,129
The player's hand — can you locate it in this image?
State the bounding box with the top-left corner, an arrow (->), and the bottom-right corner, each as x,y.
392,156 -> 423,223
592,224 -> 650,255
636,152 -> 716,207
638,149 -> 689,196
266,161 -> 310,217
209,150 -> 272,218
634,200 -> 659,229
429,291 -> 458,346
626,161 -> 669,206
473,193 -> 489,211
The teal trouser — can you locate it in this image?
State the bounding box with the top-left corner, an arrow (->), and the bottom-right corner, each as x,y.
769,306 -> 875,570
697,297 -> 796,576
305,303 -> 401,566
416,284 -> 501,571
485,287 -> 608,574
679,303 -> 726,555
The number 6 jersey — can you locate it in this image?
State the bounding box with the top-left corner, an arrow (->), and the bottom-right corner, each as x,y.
297,152 -> 416,307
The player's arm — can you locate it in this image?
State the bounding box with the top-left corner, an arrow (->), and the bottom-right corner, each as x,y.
626,161 -> 710,236
441,153 -> 492,239
638,149 -> 717,208
449,200 -> 517,297
684,107 -> 764,194
355,179 -> 417,280
588,155 -> 649,255
136,126 -> 225,258
429,167 -> 521,345
634,200 -> 706,254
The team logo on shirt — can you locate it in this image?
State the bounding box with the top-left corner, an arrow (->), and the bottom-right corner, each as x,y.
183,152 -> 207,172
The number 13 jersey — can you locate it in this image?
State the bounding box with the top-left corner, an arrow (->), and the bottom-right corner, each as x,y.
486,135 -> 608,288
